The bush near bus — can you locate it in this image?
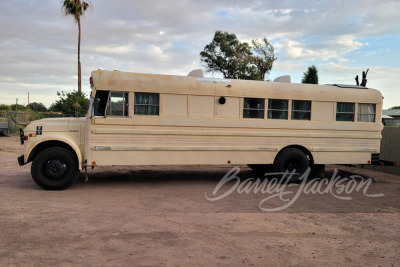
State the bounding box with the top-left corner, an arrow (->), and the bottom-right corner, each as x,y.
0,104 -> 11,111
29,102 -> 47,112
49,90 -> 89,116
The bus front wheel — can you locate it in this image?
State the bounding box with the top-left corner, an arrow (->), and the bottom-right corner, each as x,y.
273,148 -> 310,182
31,147 -> 79,190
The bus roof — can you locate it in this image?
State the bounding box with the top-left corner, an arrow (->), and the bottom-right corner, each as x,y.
91,69 -> 383,104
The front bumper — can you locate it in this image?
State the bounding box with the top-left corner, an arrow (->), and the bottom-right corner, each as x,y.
18,155 -> 25,166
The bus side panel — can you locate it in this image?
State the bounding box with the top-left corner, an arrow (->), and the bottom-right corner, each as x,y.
88,125 -> 380,166
90,151 -> 276,166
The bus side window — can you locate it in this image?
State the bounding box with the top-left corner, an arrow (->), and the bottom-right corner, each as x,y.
105,92 -> 129,117
358,103 -> 376,122
292,100 -> 311,120
336,102 -> 355,122
243,98 -> 265,119
134,92 -> 160,115
268,99 -> 288,120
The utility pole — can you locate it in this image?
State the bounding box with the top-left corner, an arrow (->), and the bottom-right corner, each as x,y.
27,93 -> 30,109
15,98 -> 18,113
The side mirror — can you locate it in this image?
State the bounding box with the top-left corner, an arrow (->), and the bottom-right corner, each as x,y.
19,128 -> 24,145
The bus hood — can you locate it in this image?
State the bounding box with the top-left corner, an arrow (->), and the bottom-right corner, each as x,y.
25,117 -> 86,133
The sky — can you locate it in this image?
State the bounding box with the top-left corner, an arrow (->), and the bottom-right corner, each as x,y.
0,0 -> 399,109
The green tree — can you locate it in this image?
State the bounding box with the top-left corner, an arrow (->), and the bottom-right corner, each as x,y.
248,38 -> 275,80
0,104 -> 10,111
62,0 -> 92,93
389,106 -> 400,109
200,31 -> 275,80
301,65 -> 319,84
28,102 -> 48,112
200,31 -> 252,79
9,104 -> 27,111
49,90 -> 89,116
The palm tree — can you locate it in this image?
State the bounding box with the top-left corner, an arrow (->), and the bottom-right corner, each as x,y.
62,0 -> 91,93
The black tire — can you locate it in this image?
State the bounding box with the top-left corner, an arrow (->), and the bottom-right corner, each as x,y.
247,164 -> 273,174
273,148 -> 310,182
31,147 -> 79,190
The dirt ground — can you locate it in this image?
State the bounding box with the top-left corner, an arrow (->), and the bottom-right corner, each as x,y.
0,135 -> 399,266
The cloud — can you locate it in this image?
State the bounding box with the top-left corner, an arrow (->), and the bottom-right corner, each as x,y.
92,45 -> 133,55
280,35 -> 364,61
338,58 -> 349,63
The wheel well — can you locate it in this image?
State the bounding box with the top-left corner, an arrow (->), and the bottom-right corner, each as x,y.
275,145 -> 315,166
27,140 -> 78,164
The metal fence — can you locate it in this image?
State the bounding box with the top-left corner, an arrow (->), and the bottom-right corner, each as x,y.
365,126 -> 400,175
385,120 -> 400,127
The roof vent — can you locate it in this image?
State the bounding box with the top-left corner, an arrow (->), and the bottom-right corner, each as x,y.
188,69 -> 204,77
273,75 -> 291,83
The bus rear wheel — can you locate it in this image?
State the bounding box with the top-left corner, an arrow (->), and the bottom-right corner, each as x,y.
31,147 -> 79,190
273,148 -> 310,182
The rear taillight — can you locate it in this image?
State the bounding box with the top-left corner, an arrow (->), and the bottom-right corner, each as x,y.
90,77 -> 93,88
24,136 -> 28,140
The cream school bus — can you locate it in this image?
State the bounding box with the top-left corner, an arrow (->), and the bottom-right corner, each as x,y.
18,69 -> 383,190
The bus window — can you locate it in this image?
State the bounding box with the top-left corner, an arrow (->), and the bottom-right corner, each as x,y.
292,100 -> 311,120
268,99 -> 288,120
243,98 -> 265,119
93,90 -> 109,117
358,103 -> 376,122
106,92 -> 129,117
336,102 -> 355,122
134,92 -> 159,115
